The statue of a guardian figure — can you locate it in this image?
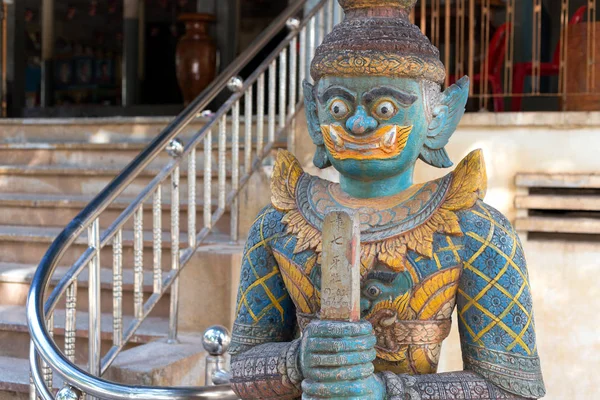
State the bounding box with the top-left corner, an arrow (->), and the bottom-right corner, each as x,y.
228,1 -> 546,398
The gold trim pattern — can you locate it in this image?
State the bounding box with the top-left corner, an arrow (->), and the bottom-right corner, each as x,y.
311,52 -> 446,84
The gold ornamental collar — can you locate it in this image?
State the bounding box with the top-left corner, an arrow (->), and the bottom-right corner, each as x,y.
271,149 -> 487,276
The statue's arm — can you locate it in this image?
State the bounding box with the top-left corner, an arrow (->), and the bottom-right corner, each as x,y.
229,205 -> 302,399
379,201 -> 546,400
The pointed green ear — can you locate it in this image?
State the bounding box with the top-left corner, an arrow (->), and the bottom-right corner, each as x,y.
303,79 -> 331,169
419,76 -> 470,168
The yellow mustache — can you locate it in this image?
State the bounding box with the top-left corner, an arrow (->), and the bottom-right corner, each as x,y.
321,124 -> 413,161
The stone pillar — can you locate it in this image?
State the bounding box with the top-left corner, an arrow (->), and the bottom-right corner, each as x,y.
123,0 -> 140,106
40,0 -> 54,108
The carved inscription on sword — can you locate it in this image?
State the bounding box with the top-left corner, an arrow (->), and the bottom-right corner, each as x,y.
320,211 -> 361,322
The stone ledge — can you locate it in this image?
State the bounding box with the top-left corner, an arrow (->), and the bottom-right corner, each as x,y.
106,335 -> 220,386
460,111 -> 600,128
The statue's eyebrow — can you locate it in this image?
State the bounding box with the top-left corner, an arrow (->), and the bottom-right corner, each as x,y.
365,271 -> 397,283
318,86 -> 356,105
363,87 -> 418,106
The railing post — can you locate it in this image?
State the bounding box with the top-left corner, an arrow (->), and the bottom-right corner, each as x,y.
227,77 -> 243,242
167,139 -> 184,344
113,230 -> 123,347
202,326 -> 232,386
88,218 -> 101,399
133,205 -> 144,320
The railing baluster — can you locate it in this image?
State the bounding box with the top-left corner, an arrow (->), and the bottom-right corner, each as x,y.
244,86 -> 253,175
29,373 -> 36,400
257,74 -> 265,157
113,230 -> 123,347
65,281 -> 78,363
153,187 -> 163,293
268,61 -> 276,145
133,205 -> 144,320
218,116 -> 226,210
468,0 -> 475,96
318,6 -> 325,47
326,0 -> 334,34
420,0 -> 427,35
299,27 -> 307,88
231,100 -> 240,241
504,0 -> 515,95
480,0 -> 491,108
88,218 -> 101,378
559,0 -> 570,109
188,148 -> 197,248
289,36 -> 298,154
169,165 -> 181,343
308,17 -> 316,80
43,313 -> 54,390
204,129 -> 212,228
279,48 -> 288,129
588,0 -> 597,92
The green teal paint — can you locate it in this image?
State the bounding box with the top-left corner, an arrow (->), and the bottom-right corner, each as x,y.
303,75 -> 470,199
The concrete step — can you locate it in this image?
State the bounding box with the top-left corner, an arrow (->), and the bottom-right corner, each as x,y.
0,140 -> 283,169
0,305 -> 167,363
0,224 -> 230,266
0,356 -> 29,399
0,164 -> 234,198
0,193 -> 230,232
0,116 -> 268,142
0,263 -> 171,317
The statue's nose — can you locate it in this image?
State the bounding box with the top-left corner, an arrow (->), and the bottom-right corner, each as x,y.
346,106 -> 378,135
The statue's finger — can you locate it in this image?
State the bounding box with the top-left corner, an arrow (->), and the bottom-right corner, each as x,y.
305,335 -> 376,353
303,363 -> 374,382
304,348 -> 377,367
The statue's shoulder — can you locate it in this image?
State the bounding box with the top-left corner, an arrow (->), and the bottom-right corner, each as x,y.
270,149 -> 305,213
246,204 -> 287,246
442,148 -> 487,213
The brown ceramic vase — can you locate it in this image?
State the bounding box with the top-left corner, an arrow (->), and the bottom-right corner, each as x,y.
175,13 -> 217,105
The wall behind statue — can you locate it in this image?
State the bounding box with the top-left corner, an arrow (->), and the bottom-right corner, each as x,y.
294,110 -> 600,400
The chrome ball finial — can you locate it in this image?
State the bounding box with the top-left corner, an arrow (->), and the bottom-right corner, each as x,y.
286,17 -> 301,31
166,138 -> 185,157
202,325 -> 231,356
227,76 -> 244,93
56,386 -> 83,400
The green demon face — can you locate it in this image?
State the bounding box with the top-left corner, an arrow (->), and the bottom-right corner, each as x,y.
303,75 -> 469,198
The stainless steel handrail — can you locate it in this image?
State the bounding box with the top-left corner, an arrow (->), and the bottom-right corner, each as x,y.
27,0 -> 340,399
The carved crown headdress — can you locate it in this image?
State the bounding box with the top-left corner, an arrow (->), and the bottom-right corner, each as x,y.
310,0 -> 446,84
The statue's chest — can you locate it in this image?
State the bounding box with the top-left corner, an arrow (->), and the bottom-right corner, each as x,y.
270,230 -> 465,375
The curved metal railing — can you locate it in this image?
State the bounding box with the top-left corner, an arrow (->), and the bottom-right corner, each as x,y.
26,1 -> 341,398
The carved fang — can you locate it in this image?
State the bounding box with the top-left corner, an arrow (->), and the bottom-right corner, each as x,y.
381,127 -> 397,149
380,313 -> 398,327
329,127 -> 345,151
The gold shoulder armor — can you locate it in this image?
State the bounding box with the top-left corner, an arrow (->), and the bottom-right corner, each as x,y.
271,150 -> 304,212
445,149 -> 487,211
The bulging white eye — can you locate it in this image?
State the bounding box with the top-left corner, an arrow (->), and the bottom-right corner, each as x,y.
329,99 -> 350,119
373,100 -> 397,120
365,285 -> 381,299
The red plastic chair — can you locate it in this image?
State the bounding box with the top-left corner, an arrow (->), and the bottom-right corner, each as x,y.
511,6 -> 587,111
450,23 -> 510,112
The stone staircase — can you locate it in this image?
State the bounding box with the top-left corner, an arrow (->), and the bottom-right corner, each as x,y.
0,118 -> 275,399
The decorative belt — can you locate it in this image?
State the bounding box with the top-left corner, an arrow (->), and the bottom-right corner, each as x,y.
297,312 -> 451,346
